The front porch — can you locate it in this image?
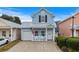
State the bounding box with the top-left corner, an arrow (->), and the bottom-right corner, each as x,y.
70,24 -> 79,37
0,18 -> 21,41
0,28 -> 17,41
32,28 -> 55,41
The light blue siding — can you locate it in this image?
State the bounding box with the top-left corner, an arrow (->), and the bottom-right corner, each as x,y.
32,9 -> 54,24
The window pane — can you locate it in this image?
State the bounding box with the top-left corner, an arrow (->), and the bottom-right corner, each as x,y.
35,31 -> 38,36
45,15 -> 47,22
39,15 -> 41,22
41,31 -> 45,36
41,16 -> 45,22
2,31 -> 6,37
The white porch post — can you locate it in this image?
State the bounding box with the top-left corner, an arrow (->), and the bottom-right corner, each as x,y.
11,27 -> 13,41
46,27 -> 47,41
53,28 -> 55,41
32,28 -> 33,41
74,29 -> 77,37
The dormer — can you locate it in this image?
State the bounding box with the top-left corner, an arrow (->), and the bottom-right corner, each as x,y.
32,8 -> 55,24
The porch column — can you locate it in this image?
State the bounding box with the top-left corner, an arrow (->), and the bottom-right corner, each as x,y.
11,27 -> 13,41
46,28 -> 47,41
32,28 -> 34,41
74,29 -> 77,37
53,28 -> 55,41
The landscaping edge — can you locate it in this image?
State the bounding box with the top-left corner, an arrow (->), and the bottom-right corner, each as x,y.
0,40 -> 20,52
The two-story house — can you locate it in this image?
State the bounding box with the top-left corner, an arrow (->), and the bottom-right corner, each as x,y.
21,8 -> 56,41
59,12 -> 79,37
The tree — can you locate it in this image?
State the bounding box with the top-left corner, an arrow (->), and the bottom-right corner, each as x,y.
14,16 -> 21,24
0,14 -> 21,24
0,14 -> 13,22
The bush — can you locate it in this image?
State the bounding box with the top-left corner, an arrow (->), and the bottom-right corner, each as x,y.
66,37 -> 79,51
55,36 -> 67,48
61,46 -> 68,52
56,36 -> 79,51
67,48 -> 76,52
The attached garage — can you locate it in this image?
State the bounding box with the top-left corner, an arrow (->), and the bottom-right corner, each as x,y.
21,29 -> 33,41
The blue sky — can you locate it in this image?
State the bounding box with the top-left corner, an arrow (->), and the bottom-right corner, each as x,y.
0,7 -> 79,22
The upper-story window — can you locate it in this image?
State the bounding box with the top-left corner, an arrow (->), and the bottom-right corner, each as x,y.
45,15 -> 47,22
41,16 -> 45,22
39,15 -> 41,22
39,15 -> 47,23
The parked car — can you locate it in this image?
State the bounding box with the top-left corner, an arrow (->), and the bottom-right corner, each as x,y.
0,38 -> 9,46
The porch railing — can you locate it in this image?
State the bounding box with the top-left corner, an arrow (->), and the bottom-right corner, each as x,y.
33,36 -> 46,41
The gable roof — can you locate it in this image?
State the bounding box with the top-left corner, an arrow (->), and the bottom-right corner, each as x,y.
0,18 -> 21,28
59,12 -> 79,25
32,7 -> 54,17
59,16 -> 72,24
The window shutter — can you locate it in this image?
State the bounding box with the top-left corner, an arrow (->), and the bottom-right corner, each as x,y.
39,15 -> 41,22
45,15 -> 47,22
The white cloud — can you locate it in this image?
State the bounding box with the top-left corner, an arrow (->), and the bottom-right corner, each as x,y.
54,14 -> 72,21
54,10 -> 76,21
0,8 -> 32,22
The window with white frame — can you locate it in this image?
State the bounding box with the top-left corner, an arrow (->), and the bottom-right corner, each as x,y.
41,16 -> 45,22
39,15 -> 47,23
41,31 -> 45,36
45,15 -> 47,22
35,31 -> 38,36
39,15 -> 41,22
2,31 -> 6,37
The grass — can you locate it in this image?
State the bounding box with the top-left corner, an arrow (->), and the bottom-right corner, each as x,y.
0,40 -> 20,52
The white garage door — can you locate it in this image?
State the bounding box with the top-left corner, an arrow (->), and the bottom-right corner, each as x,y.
21,29 -> 32,40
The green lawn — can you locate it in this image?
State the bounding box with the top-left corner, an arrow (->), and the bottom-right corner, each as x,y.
0,40 -> 20,52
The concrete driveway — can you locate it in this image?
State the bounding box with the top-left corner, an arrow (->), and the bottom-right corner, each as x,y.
7,41 -> 61,52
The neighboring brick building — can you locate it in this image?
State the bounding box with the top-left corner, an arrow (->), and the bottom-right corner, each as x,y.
59,12 -> 79,37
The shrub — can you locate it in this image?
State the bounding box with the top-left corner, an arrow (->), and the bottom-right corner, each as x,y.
61,46 -> 68,52
55,36 -> 67,48
66,37 -> 79,51
67,48 -> 76,52
56,36 -> 79,51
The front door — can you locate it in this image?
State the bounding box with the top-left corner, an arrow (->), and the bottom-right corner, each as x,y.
47,30 -> 53,41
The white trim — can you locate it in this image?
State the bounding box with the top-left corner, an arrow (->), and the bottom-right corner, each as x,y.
32,28 -> 34,41
53,28 -> 55,41
32,8 -> 53,17
74,29 -> 77,37
11,27 -> 13,41
46,27 -> 47,41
